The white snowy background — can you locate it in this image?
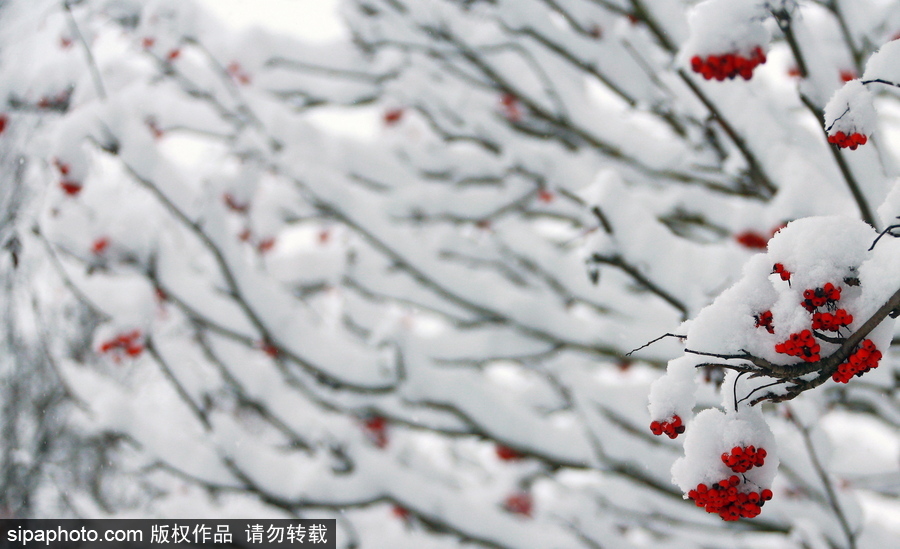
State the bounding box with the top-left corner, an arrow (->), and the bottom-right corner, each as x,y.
1,1 -> 900,548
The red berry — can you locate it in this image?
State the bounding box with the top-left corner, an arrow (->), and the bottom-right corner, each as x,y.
262,343 -> 279,358
504,493 -> 533,517
754,310 -> 774,333
501,93 -> 522,122
364,416 -> 388,448
257,237 -> 276,253
735,231 -> 768,249
60,180 -> 82,196
496,444 -> 523,461
772,263 -> 791,281
125,344 -> 144,357
223,193 -> 249,213
92,237 -> 109,255
384,108 -> 404,125
167,48 -> 180,61
0,114 -> 7,135
392,505 -> 411,520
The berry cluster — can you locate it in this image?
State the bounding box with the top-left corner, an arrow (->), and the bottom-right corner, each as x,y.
690,47 -> 766,81
54,158 -> 82,196
99,329 -> 144,358
772,263 -> 791,282
827,131 -> 867,150
801,283 -> 841,312
500,93 -> 522,122
754,310 -> 774,334
223,193 -> 249,213
495,444 -> 524,461
92,237 -> 110,256
811,309 -> 852,332
227,61 -> 251,85
650,415 -> 685,439
391,505 -> 411,521
504,493 -> 533,517
721,445 -> 767,474
774,330 -> 820,362
363,416 -> 389,448
687,477 -> 773,521
383,108 -> 404,126
735,231 -> 768,250
832,339 -> 882,383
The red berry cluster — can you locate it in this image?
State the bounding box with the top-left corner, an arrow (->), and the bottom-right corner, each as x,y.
500,93 -> 522,122
504,493 -> 533,517
687,476 -> 773,521
772,263 -> 791,281
754,310 -> 774,334
775,329 -> 820,362
735,231 -> 768,249
495,444 -> 524,461
832,339 -> 882,383
811,309 -> 852,332
383,108 -> 404,126
801,283 -> 841,312
223,193 -> 249,213
827,131 -> 867,150
649,415 -> 685,439
363,416 -> 388,448
690,47 -> 766,81
54,158 -> 82,196
227,61 -> 251,85
391,505 -> 411,521
99,329 -> 144,358
721,445 -> 767,473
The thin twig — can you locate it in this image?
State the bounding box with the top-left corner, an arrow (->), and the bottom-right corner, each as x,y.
787,408 -> 858,549
62,1 -> 106,100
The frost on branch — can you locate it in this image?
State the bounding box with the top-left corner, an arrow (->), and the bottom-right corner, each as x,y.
650,216 -> 900,520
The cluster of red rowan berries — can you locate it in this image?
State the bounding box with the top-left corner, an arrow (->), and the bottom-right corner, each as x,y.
223,193 -> 249,213
99,329 -> 144,358
812,309 -> 852,332
772,263 -> 791,281
226,61 -> 251,85
54,158 -> 82,196
827,131 -> 867,150
687,476 -> 773,521
832,339 -> 882,383
801,283 -> 842,312
495,444 -> 524,461
500,93 -> 522,122
649,414 -> 685,438
391,505 -> 411,521
92,237 -> 110,256
775,329 -> 820,362
363,415 -> 388,448
383,108 -> 404,126
721,445 -> 767,474
754,310 -> 774,333
690,47 -> 766,81
504,493 -> 533,517
735,231 -> 768,249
